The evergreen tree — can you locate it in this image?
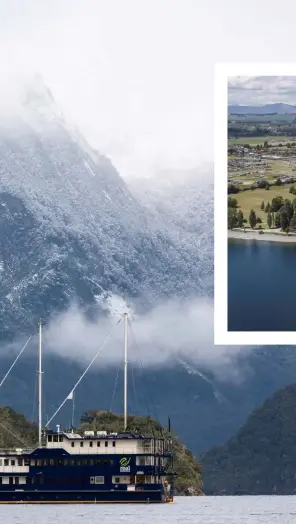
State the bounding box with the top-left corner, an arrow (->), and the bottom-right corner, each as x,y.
249,209 -> 257,229
271,196 -> 284,212
261,201 -> 265,211
267,212 -> 272,229
265,202 -> 271,213
280,209 -> 290,232
283,199 -> 293,220
237,210 -> 244,228
290,214 -> 296,232
228,208 -> 237,230
275,211 -> 281,228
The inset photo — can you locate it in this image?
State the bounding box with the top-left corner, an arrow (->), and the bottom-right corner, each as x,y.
215,65 -> 296,344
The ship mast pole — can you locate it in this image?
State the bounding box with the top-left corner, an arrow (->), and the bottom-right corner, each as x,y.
124,312 -> 128,431
38,319 -> 43,447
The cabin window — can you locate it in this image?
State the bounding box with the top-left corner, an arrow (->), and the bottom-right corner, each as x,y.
105,441 -> 108,447
18,459 -> 23,467
114,477 -> 120,483
59,436 -> 63,442
97,441 -> 100,447
0,478 -> 2,484
71,442 -> 75,447
89,441 -> 93,447
49,459 -> 54,466
48,435 -> 52,442
136,456 -> 146,466
112,441 -> 116,447
80,442 -> 83,447
4,459 -> 9,466
15,477 -> 19,485
64,460 -> 68,466
24,459 -> 29,466
30,460 -> 36,466
95,476 -> 104,484
9,477 -> 13,485
69,459 -> 75,466
11,460 -> 15,466
0,459 -> 2,466
37,460 -> 42,466
53,435 -> 58,442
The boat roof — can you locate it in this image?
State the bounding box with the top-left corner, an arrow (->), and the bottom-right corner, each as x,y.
49,430 -> 163,441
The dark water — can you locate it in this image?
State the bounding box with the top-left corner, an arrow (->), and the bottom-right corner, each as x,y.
3,497 -> 296,523
228,240 -> 296,331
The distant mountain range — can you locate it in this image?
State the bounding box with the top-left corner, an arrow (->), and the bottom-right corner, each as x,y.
228,103 -> 296,115
201,383 -> 296,495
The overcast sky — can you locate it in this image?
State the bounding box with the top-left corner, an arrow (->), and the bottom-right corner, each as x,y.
2,0 -> 296,177
229,76 -> 296,106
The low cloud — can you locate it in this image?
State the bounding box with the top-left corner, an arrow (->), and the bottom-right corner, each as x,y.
40,299 -> 251,381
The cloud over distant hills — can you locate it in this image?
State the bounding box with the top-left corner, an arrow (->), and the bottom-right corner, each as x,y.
228,76 -> 296,105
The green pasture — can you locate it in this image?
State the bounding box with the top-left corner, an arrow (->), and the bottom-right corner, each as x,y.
234,184 -> 295,227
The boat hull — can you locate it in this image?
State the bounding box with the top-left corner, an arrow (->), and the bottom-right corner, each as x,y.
0,490 -> 167,504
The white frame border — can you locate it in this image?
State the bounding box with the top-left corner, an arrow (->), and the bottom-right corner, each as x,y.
214,63 -> 296,345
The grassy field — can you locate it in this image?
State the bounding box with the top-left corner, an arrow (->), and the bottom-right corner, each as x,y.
235,184 -> 295,227
229,158 -> 296,187
228,136 -> 296,145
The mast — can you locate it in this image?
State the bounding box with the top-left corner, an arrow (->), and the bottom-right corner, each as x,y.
38,320 -> 43,447
124,312 -> 128,431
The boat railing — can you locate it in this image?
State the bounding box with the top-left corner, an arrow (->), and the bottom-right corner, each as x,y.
0,448 -> 35,454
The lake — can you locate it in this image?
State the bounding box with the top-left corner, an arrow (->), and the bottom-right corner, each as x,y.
228,240 -> 296,331
2,496 -> 296,523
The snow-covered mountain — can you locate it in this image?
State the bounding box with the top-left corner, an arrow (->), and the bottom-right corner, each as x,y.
127,167 -> 213,293
0,77 -> 211,340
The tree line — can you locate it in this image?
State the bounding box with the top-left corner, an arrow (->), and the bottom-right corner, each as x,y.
228,195 -> 296,233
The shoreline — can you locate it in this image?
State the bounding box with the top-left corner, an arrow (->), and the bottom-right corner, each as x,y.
228,229 -> 296,244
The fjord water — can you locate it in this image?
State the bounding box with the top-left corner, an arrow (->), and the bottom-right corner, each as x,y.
228,240 -> 296,331
3,497 -> 296,523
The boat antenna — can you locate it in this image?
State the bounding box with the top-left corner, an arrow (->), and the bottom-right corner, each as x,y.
124,312 -> 128,431
71,390 -> 75,429
38,319 -> 43,447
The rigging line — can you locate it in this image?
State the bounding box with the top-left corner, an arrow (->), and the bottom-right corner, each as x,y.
110,359 -> 121,413
45,317 -> 122,428
0,335 -> 32,389
0,423 -> 30,448
127,318 -> 159,424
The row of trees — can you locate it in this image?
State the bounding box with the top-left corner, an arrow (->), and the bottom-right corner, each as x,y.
228,195 -> 296,232
228,178 -> 295,195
